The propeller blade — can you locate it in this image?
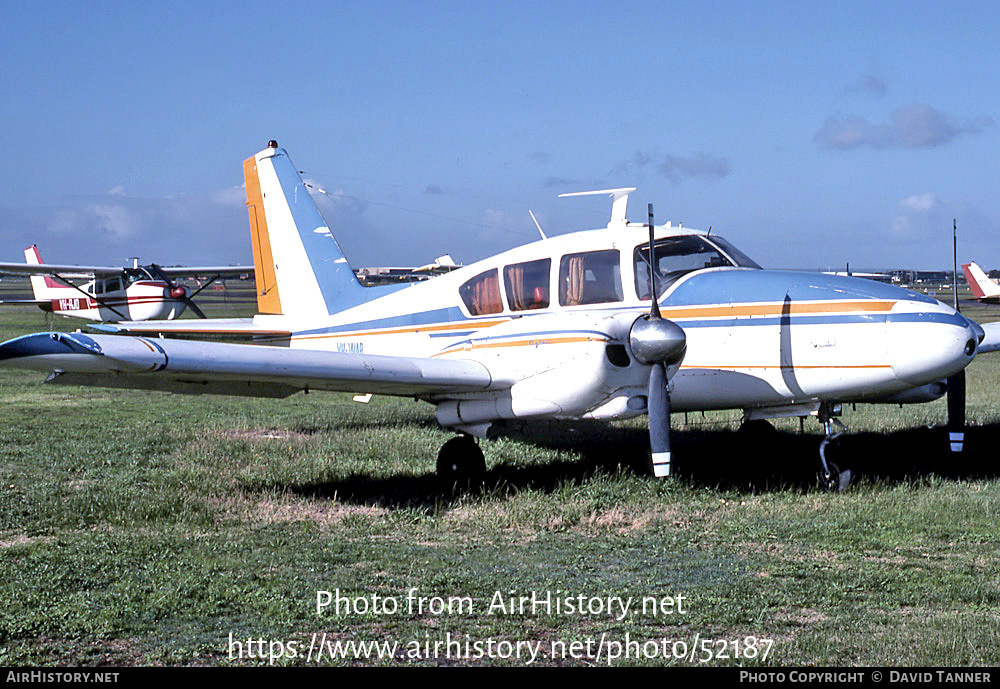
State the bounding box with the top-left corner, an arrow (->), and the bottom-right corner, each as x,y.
648,361 -> 672,477
647,203 -> 660,318
185,298 -> 208,319
946,370 -> 966,452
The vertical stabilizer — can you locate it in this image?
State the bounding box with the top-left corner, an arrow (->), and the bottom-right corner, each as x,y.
24,246 -> 71,300
962,262 -> 1000,300
243,142 -> 367,317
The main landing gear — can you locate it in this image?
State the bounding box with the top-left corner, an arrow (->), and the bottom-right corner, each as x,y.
436,435 -> 486,488
817,403 -> 852,492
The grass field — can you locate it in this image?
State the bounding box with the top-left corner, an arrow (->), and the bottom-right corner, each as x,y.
1,283 -> 999,666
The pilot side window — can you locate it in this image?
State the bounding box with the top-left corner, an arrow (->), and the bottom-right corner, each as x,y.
504,258 -> 550,311
459,269 -> 504,315
559,249 -> 622,306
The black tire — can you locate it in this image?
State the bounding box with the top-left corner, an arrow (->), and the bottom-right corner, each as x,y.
819,461 -> 853,493
436,436 -> 486,488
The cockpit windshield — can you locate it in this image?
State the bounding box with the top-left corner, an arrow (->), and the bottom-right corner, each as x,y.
634,235 -> 760,300
123,267 -> 155,286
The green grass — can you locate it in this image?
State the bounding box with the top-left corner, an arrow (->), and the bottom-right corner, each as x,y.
1,293 -> 1000,665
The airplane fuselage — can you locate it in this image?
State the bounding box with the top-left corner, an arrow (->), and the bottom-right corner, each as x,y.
249,224 -> 978,425
47,280 -> 187,322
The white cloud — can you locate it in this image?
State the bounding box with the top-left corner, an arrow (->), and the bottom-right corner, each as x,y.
815,104 -> 995,150
900,192 -> 940,213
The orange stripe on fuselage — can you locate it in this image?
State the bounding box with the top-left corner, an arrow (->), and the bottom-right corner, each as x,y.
433,335 -> 608,357
244,155 -> 282,315
658,300 -> 895,320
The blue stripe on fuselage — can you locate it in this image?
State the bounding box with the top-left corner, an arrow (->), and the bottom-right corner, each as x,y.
292,306 -> 477,338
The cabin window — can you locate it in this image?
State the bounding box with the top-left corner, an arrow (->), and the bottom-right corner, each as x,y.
459,269 -> 503,315
105,277 -> 123,293
634,235 -> 735,300
504,258 -> 550,311
559,249 -> 622,306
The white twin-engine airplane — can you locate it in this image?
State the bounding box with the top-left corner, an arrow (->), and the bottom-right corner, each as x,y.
1,141 -> 998,490
0,245 -> 252,322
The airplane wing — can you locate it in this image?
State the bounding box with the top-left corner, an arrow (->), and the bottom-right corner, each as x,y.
0,331 -> 498,398
156,266 -> 253,277
0,262 -> 122,277
0,263 -> 252,278
88,319 -> 290,337
978,321 -> 1000,354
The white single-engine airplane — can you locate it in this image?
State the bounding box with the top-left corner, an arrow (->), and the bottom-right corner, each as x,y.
0,245 -> 252,322
962,262 -> 1000,305
2,141 -> 998,490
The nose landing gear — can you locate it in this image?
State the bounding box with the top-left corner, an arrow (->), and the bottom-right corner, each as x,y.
818,403 -> 852,492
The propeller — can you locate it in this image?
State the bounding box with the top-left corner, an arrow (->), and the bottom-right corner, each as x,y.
947,219 -> 965,453
629,204 -> 687,477
148,264 -> 208,319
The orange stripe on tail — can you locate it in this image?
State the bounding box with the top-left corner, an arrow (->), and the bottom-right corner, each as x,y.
243,156 -> 282,314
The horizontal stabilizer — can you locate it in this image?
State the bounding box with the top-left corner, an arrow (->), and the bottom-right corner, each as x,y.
0,331 -> 497,398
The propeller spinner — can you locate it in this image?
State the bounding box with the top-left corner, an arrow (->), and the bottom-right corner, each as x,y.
148,264 -> 208,319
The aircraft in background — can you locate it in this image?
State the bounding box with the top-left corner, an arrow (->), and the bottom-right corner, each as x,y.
2,141 -> 998,491
962,262 -> 1000,305
0,245 -> 252,322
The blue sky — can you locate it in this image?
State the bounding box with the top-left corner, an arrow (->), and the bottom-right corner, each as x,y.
1,1 -> 997,271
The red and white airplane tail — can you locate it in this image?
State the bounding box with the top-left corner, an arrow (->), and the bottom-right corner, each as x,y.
24,245 -> 74,301
962,262 -> 1000,304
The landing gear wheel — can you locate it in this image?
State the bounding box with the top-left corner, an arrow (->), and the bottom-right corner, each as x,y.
818,461 -> 853,493
436,436 -> 486,488
817,404 -> 852,492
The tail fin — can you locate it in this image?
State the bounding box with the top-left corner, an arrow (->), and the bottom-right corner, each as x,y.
243,142 -> 367,317
962,262 -> 1000,300
24,245 -> 71,300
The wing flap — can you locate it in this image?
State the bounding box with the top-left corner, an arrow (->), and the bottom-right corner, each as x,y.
0,331 -> 496,398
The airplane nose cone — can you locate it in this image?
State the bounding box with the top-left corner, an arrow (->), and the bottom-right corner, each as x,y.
888,311 -> 978,385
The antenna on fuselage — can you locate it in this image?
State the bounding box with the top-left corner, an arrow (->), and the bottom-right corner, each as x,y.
558,187 -> 637,230
528,210 -> 547,240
